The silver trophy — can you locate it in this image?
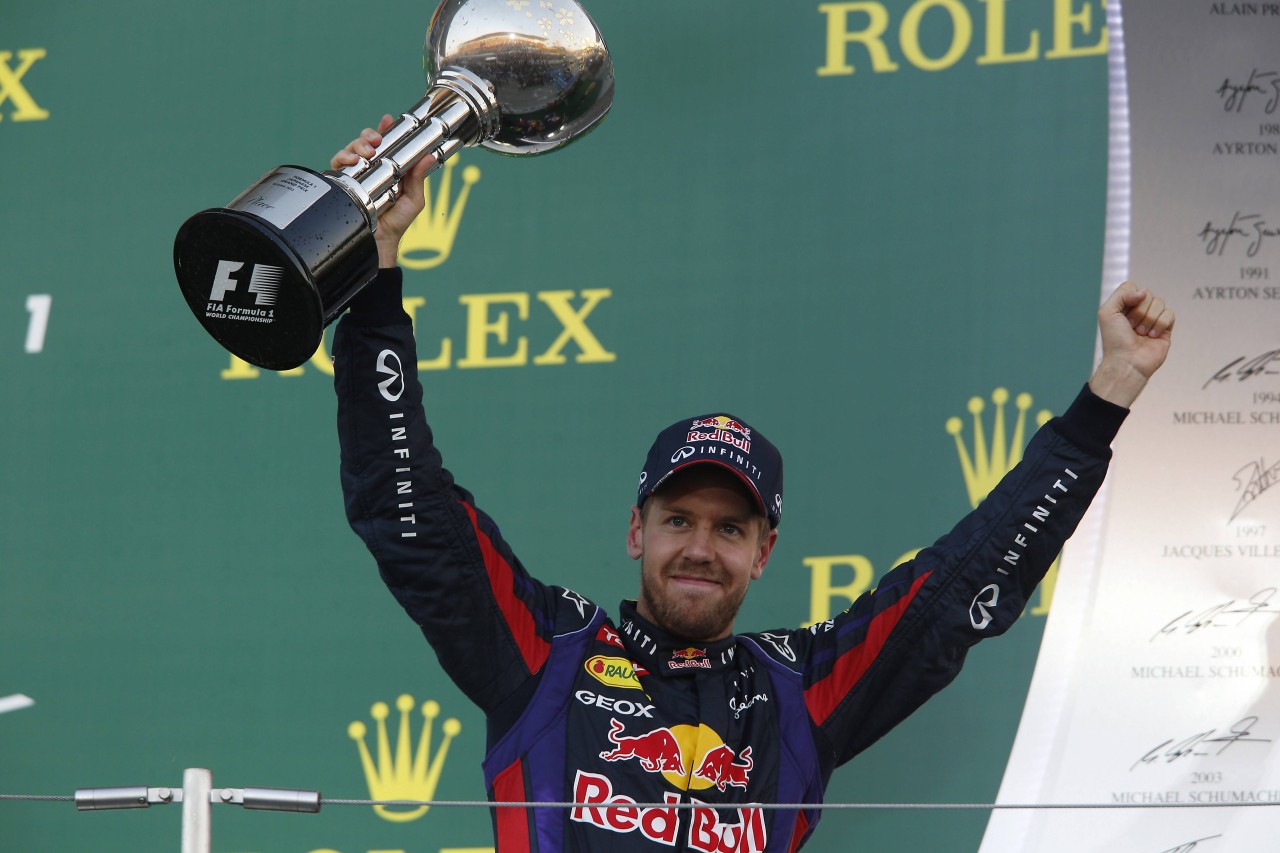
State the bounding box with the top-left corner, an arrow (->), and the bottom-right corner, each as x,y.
174,0 -> 613,370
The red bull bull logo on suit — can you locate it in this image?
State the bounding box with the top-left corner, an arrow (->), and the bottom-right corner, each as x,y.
693,744 -> 754,792
595,717 -> 756,792
599,718 -> 685,773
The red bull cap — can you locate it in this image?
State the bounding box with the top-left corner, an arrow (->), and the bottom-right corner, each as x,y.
637,412 -> 783,528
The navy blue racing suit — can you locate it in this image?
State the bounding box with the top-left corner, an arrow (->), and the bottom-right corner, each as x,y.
333,269 -> 1127,852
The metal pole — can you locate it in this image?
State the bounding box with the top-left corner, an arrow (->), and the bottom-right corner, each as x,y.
180,768 -> 211,853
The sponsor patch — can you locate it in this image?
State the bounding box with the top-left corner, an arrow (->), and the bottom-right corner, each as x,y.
572,770 -> 766,852
597,718 -> 754,793
668,646 -> 711,671
596,624 -> 625,650
586,655 -> 643,690
575,690 -> 653,718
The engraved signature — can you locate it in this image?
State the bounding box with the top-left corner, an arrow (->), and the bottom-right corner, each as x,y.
242,193 -> 274,211
1132,717 -> 1270,771
1152,588 -> 1279,640
1198,212 -> 1277,258
1232,458 -> 1280,521
1203,350 -> 1280,388
1216,68 -> 1280,114
1160,835 -> 1223,853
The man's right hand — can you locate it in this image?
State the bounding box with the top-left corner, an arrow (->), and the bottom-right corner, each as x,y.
1088,281 -> 1175,409
331,114 -> 438,269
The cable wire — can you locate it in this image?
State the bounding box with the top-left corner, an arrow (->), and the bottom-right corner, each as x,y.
5,793 -> 1279,811
318,798 -> 1280,811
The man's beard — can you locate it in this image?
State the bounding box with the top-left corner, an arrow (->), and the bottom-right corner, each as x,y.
638,558 -> 750,642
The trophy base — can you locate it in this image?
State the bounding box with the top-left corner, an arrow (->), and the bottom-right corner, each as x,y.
173,166 -> 378,371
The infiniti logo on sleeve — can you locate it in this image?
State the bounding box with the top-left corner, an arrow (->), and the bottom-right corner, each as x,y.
375,350 -> 405,401
969,584 -> 1000,631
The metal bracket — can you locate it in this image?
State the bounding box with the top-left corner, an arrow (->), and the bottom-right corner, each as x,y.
76,769 -> 320,853
75,782 -> 320,812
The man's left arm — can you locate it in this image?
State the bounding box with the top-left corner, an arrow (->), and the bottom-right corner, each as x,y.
799,282 -> 1174,768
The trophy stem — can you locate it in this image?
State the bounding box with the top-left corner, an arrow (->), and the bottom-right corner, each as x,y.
327,67 -> 498,225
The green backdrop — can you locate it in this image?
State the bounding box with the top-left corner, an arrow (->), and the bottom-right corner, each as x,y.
2,1 -> 1110,850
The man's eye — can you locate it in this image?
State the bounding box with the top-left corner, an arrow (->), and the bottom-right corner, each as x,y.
667,516 -> 688,527
721,525 -> 741,536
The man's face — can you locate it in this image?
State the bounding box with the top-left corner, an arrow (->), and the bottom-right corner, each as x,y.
628,465 -> 778,642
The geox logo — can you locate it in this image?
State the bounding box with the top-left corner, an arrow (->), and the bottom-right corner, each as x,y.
348,695 -> 461,823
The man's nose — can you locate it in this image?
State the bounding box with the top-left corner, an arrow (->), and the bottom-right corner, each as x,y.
683,525 -> 715,562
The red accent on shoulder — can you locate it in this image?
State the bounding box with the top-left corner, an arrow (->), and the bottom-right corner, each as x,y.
788,809 -> 811,852
491,757 -> 531,852
461,500 -> 550,674
804,571 -> 931,727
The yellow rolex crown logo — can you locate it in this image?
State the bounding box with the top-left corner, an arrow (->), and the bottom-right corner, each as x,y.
398,158 -> 482,270
946,388 -> 1051,508
348,694 -> 462,823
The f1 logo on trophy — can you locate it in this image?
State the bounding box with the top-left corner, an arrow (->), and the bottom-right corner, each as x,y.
174,0 -> 613,370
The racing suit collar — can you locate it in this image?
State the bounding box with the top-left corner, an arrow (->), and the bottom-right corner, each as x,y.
616,600 -> 738,676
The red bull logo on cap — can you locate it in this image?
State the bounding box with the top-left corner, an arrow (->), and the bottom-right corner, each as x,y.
688,416 -> 752,454
689,416 -> 752,440
687,429 -> 751,454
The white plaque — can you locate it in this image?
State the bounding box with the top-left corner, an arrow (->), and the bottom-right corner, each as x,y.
229,166 -> 331,230
983,2 -> 1280,850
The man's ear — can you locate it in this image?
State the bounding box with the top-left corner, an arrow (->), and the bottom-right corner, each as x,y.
751,527 -> 779,581
626,505 -> 644,560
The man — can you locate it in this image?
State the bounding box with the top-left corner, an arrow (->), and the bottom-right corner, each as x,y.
330,120 -> 1174,852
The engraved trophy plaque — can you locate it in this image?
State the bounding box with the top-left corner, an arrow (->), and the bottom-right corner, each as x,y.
174,0 -> 613,370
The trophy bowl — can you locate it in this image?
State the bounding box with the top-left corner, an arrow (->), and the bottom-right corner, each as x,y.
174,0 -> 613,370
427,0 -> 613,155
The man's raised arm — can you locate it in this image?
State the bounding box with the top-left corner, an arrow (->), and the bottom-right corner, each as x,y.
1088,281 -> 1175,408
